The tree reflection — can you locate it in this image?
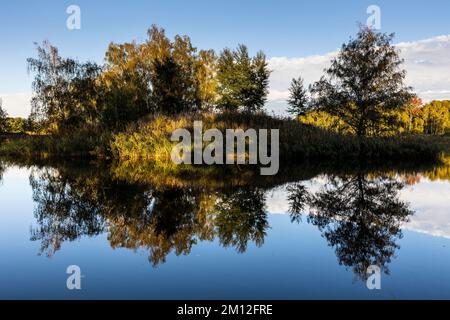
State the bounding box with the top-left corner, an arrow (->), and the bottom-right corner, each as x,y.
30,167 -> 107,256
215,187 -> 268,253
29,161 -> 415,278
286,182 -> 309,223
29,165 -> 269,266
288,173 -> 412,279
0,160 -> 5,184
107,186 -> 210,266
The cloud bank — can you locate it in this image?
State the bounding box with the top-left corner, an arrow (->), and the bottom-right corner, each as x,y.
267,34 -> 450,115
266,177 -> 450,240
0,92 -> 32,118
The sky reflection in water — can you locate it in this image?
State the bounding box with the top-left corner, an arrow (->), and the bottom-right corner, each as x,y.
0,161 -> 449,299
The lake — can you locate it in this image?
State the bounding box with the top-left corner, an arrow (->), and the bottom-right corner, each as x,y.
0,158 -> 449,299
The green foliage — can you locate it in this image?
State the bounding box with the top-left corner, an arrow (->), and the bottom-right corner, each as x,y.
298,110 -> 349,133
110,112 -> 441,174
100,41 -> 153,129
310,26 -> 413,137
300,98 -> 450,137
3,117 -> 34,133
0,129 -> 110,159
216,45 -> 270,113
27,41 -> 102,133
101,25 -> 219,127
147,28 -> 200,115
287,77 -> 310,116
19,25 -> 270,160
422,100 -> 450,135
12,24 -> 448,165
27,26 -> 221,132
0,98 -> 7,132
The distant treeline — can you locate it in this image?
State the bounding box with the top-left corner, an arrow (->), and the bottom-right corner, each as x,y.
0,117 -> 35,134
0,98 -> 36,134
299,98 -> 450,136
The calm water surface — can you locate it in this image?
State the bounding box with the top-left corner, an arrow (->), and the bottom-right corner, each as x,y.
0,160 -> 449,299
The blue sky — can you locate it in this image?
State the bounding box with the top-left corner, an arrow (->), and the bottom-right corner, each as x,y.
1,0 -> 450,115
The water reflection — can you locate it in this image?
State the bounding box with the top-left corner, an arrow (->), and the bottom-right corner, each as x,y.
28,164 -> 269,266
30,166 -> 107,256
288,174 -> 411,280
0,160 -> 6,183
12,158 -> 449,280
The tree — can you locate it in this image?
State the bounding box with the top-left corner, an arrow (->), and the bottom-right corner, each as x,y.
101,40 -> 154,129
310,26 -> 413,137
147,29 -> 200,115
27,41 -> 101,133
102,25 -> 218,122
27,26 -> 271,134
5,117 -> 28,133
405,97 -> 424,133
299,110 -> 349,133
216,45 -> 270,113
422,100 -> 450,135
0,98 -> 8,132
287,77 -> 310,117
195,49 -> 218,111
142,25 -> 219,115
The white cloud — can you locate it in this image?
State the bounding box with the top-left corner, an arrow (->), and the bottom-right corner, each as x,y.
400,179 -> 450,239
267,34 -> 450,115
266,177 -> 450,240
0,92 -> 32,118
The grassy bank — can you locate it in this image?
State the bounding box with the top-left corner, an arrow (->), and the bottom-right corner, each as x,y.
0,112 -> 447,166
110,112 -> 443,168
0,129 -> 110,160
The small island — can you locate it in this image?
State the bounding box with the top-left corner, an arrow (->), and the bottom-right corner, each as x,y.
0,25 -> 449,172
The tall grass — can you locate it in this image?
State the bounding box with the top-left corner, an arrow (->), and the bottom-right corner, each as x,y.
110,112 -> 442,169
1,112 -> 444,167
0,129 -> 111,160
